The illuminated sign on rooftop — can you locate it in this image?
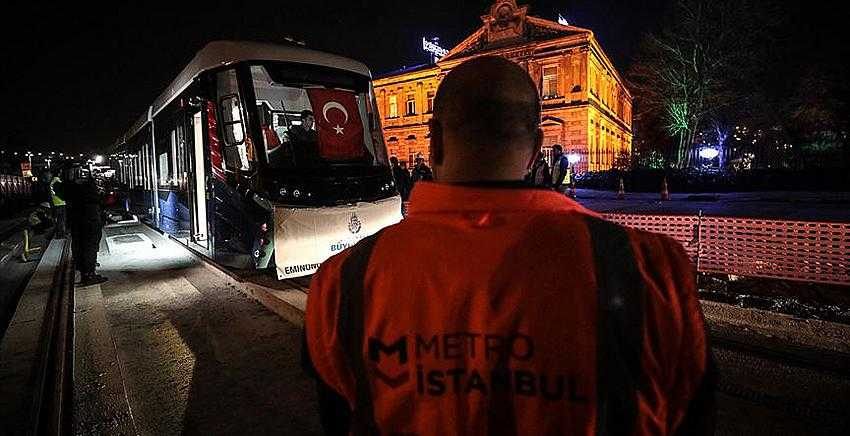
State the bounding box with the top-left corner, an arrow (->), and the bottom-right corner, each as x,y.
422,37 -> 449,62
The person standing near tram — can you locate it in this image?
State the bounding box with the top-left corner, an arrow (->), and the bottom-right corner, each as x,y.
550,144 -> 571,194
68,172 -> 107,286
526,150 -> 551,187
411,155 -> 433,185
45,169 -> 67,237
390,156 -> 412,200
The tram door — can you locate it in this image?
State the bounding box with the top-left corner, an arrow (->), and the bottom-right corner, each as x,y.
188,109 -> 210,252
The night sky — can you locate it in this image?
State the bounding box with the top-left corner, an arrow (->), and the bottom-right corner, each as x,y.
0,0 -> 844,155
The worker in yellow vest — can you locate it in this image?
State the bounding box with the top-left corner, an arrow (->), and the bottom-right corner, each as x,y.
47,170 -> 67,238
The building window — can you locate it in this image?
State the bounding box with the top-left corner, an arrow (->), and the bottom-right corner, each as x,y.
406,94 -> 416,115
427,91 -> 435,113
388,95 -> 398,118
542,66 -> 559,99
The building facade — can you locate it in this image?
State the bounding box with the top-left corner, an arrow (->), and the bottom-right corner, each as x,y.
372,0 -> 632,174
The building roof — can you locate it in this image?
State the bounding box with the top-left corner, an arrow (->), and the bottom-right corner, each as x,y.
374,63 -> 434,80
117,40 -> 372,145
439,1 -> 592,62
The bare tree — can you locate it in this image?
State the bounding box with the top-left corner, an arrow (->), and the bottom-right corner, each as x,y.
628,0 -> 771,168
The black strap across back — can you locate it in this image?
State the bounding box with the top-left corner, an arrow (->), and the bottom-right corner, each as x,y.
337,217 -> 645,436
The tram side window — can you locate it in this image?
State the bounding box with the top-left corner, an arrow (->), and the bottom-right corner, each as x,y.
220,96 -> 244,146
216,69 -> 254,172
124,158 -> 131,186
158,152 -> 170,186
175,124 -> 188,189
155,123 -> 175,187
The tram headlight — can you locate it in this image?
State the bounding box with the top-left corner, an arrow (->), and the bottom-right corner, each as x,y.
292,189 -> 302,199
279,187 -> 288,197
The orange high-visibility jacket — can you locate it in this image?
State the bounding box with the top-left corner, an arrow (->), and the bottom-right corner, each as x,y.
306,182 -> 714,436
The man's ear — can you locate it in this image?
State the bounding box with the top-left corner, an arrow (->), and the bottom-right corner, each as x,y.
429,118 -> 443,165
534,128 -> 544,155
525,128 -> 544,169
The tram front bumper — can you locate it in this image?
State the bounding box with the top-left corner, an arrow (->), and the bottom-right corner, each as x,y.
271,195 -> 403,279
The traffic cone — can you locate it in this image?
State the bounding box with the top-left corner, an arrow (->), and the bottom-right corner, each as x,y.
660,177 -> 670,201
617,177 -> 625,200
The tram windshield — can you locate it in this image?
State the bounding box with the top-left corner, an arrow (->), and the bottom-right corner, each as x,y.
250,64 -> 388,170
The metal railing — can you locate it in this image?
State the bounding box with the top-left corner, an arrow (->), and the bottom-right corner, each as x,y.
604,213 -> 850,286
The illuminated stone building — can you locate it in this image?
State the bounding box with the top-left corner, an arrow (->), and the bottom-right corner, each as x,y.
372,0 -> 632,173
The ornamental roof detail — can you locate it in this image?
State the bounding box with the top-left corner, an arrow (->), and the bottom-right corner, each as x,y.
440,1 -> 591,62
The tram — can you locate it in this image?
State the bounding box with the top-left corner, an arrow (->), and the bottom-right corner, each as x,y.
109,41 -> 402,279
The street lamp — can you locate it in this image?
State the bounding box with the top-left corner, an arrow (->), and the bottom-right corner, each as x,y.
93,154 -> 104,164
698,147 -> 720,160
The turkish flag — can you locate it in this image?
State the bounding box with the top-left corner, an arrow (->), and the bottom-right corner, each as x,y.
306,88 -> 366,160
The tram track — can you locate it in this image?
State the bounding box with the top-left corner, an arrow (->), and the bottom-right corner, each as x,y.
710,332 -> 850,433
709,332 -> 850,377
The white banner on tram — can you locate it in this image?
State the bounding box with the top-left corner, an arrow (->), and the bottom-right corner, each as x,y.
273,196 -> 403,279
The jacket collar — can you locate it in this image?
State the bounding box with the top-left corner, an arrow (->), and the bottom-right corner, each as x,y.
406,182 -> 595,215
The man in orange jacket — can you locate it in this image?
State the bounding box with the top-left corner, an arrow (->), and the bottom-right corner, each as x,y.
305,56 -> 715,435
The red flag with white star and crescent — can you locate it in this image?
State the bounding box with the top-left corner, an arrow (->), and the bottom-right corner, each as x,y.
306,88 -> 366,160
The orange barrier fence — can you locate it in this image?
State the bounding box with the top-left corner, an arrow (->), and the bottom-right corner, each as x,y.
605,213 -> 850,286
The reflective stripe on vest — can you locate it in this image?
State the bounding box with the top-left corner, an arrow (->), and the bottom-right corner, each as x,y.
586,216 -> 644,436
338,231 -> 384,436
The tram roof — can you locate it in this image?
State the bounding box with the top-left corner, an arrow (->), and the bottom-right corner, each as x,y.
116,40 -> 372,146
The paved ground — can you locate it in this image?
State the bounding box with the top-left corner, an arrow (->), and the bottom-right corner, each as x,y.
74,224 -> 321,435
706,302 -> 850,435
714,345 -> 850,435
574,189 -> 850,221
73,220 -> 850,435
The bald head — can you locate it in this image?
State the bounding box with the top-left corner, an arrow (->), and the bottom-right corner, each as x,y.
430,56 -> 541,183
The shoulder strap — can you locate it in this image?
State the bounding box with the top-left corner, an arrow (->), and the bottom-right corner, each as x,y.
338,231 -> 384,436
585,217 -> 645,436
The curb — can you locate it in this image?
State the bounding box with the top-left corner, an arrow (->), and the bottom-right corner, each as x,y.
238,283 -> 307,327
701,300 -> 850,355
158,229 -> 309,327
701,300 -> 850,375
